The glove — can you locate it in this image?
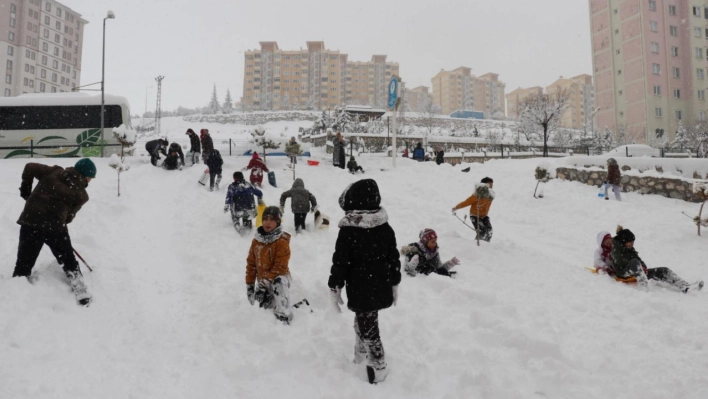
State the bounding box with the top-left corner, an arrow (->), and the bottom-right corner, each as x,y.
247,284 -> 255,305
330,287 -> 344,313
279,205 -> 285,215
19,184 -> 31,200
392,285 -> 398,306
224,205 -> 229,213
257,198 -> 265,206
311,205 -> 318,213
449,257 -> 461,266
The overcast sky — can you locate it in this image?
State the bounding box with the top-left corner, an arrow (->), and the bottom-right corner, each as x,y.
66,0 -> 592,114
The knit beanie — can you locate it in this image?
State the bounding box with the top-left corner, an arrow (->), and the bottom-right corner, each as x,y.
74,158 -> 97,178
233,171 -> 244,181
419,228 -> 437,244
262,206 -> 282,226
338,179 -> 381,211
252,152 -> 259,159
616,228 -> 635,244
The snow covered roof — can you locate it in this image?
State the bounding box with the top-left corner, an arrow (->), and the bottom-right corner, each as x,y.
344,105 -> 387,115
0,92 -> 130,107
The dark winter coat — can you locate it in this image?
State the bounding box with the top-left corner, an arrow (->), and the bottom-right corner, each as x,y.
435,150 -> 444,165
280,178 -> 317,213
412,146 -> 425,161
401,242 -> 445,275
145,139 -> 167,156
201,134 -> 214,157
206,149 -> 223,174
162,153 -> 180,170
169,142 -> 185,165
226,180 -> 263,211
607,163 -> 621,185
332,137 -> 345,166
611,236 -> 645,278
17,164 -> 89,232
347,160 -> 359,170
188,133 -> 201,153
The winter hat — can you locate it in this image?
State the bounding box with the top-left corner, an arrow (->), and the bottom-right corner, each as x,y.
350,156 -> 355,161
419,228 -> 437,244
262,206 -> 282,226
607,158 -> 617,165
74,158 -> 97,178
252,152 -> 259,159
481,177 -> 494,184
339,179 -> 381,211
186,128 -> 195,135
233,171 -> 244,181
615,225 -> 635,243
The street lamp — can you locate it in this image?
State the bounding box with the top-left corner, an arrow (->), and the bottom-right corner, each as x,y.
100,10 -> 115,157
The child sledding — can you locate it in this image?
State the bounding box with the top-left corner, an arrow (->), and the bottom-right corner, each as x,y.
401,228 -> 460,277
347,156 -> 365,174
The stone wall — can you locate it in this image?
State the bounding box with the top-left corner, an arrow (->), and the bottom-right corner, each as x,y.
555,167 -> 705,202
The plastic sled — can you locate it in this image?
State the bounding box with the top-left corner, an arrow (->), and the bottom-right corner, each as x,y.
585,267 -> 637,284
314,210 -> 330,230
268,171 -> 277,187
255,202 -> 267,228
198,168 -> 209,185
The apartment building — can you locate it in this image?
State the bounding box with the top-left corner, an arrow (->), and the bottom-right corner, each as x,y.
505,86 -> 543,119
431,67 -> 506,117
1,0 -> 87,97
241,41 -> 399,111
403,85 -> 432,112
590,0 -> 708,143
546,74 -> 596,129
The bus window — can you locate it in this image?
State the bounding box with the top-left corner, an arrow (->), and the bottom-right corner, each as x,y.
0,105 -> 123,130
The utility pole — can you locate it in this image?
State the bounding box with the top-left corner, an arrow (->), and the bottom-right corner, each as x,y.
155,76 -> 164,136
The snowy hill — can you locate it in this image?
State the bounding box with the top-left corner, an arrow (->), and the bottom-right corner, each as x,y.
1,153 -> 707,399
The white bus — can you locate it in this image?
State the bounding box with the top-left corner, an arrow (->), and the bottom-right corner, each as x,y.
0,92 -> 133,159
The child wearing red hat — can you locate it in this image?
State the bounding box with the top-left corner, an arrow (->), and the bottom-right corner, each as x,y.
401,228 -> 460,277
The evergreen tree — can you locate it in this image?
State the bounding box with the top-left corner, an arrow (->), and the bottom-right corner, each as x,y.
208,84 -> 220,114
223,89 -> 233,113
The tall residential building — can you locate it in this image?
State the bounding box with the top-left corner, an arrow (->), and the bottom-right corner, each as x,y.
241,41 -> 399,111
1,0 -> 87,97
431,67 -> 506,117
505,86 -> 543,119
403,85 -> 432,112
590,0 -> 708,143
546,74 -> 596,129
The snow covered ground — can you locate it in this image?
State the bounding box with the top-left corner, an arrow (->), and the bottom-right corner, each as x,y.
1,150 -> 708,399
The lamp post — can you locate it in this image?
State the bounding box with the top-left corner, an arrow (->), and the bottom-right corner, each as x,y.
100,10 -> 115,157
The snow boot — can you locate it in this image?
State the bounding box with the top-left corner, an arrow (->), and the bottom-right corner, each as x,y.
274,312 -> 292,325
683,281 -> 704,293
366,365 -> 389,384
66,270 -> 91,306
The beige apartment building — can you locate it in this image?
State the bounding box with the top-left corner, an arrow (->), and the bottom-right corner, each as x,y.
431,67 -> 506,117
505,86 -> 543,119
590,0 -> 708,143
242,41 -> 399,111
546,74 -> 596,129
403,85 -> 431,112
1,0 -> 86,97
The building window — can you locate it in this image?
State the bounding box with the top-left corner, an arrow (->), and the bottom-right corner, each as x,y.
694,6 -> 702,16
669,5 -> 676,15
40,82 -> 45,92
697,47 -> 704,58
51,86 -> 56,93
700,111 -> 706,121
699,90 -> 705,100
10,17 -> 15,28
676,110 -> 682,119
651,42 -> 659,53
5,74 -> 12,84
698,68 -> 705,79
54,34 -> 60,43
673,67 -> 680,78
653,85 -> 661,95
695,27 -> 702,37
46,2 -> 51,11
41,69 -> 46,78
674,88 -> 681,98
52,60 -> 58,69
4,88 -> 10,96
7,45 -> 14,56
655,107 -> 662,117
652,63 -> 661,74
6,60 -> 12,69
670,26 -> 678,36
8,32 -> 14,42
649,0 -> 656,11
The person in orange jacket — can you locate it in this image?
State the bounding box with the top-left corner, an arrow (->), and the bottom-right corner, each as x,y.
451,177 -> 495,242
245,206 -> 293,324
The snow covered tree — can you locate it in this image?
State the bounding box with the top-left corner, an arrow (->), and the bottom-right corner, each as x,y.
419,97 -> 442,144
330,106 -> 355,133
251,126 -> 280,162
312,110 -> 328,134
672,120 -> 689,151
222,89 -> 233,113
281,93 -> 290,110
518,88 -> 570,157
208,84 -> 220,114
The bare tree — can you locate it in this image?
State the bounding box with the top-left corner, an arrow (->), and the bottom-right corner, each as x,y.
611,123 -> 643,147
418,97 -> 442,139
519,88 -> 570,157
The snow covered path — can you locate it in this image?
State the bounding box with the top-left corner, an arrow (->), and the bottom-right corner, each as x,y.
1,154 -> 707,399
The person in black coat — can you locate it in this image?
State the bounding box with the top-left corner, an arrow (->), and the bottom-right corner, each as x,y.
145,138 -> 168,166
328,179 -> 400,384
186,129 -> 201,165
435,146 -> 444,165
168,142 -> 185,166
205,149 -> 223,191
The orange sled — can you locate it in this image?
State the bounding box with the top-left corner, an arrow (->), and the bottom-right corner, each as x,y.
585,267 -> 637,284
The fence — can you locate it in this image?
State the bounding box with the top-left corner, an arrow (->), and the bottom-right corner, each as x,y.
0,139 -> 124,159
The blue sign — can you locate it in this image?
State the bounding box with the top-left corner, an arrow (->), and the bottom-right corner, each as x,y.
387,77 -> 398,109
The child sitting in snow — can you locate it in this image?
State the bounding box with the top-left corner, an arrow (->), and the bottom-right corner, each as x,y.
610,225 -> 702,293
593,231 -> 614,275
451,177 -> 495,242
401,228 -> 460,277
347,156 -> 365,174
279,178 -> 317,233
246,206 -> 293,324
225,171 -> 264,232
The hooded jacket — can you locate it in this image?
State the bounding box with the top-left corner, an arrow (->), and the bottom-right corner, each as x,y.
453,183 -> 495,218
187,132 -> 201,153
611,236 -> 644,278
607,162 -> 621,185
246,226 -> 291,285
200,131 -> 214,156
328,179 -> 401,313
145,139 -> 167,156
226,179 -> 263,211
17,163 -> 89,232
593,231 -> 614,272
280,178 -> 317,213
400,242 -> 455,276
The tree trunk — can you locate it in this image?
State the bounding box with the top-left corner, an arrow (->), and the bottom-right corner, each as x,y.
699,199 -> 706,236
542,123 -> 549,157
534,180 -> 540,198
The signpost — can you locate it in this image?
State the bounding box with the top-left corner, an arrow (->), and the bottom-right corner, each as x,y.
388,77 -> 399,167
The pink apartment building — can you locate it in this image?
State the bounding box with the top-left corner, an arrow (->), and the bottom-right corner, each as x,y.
590,0 -> 708,143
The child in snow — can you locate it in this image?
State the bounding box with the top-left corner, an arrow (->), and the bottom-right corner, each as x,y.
246,206 -> 293,324
245,152 -> 268,187
611,226 -> 702,292
185,128 -> 201,166
161,147 -> 182,171
605,158 -> 622,201
145,138 -> 168,166
200,129 -> 214,163
279,178 -> 317,233
328,179 -> 401,384
285,137 -> 301,167
347,156 -> 365,174
225,171 -> 264,231
401,228 -> 460,277
205,149 -> 223,191
451,177 -> 495,242
593,231 -> 614,275
412,142 -> 425,161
